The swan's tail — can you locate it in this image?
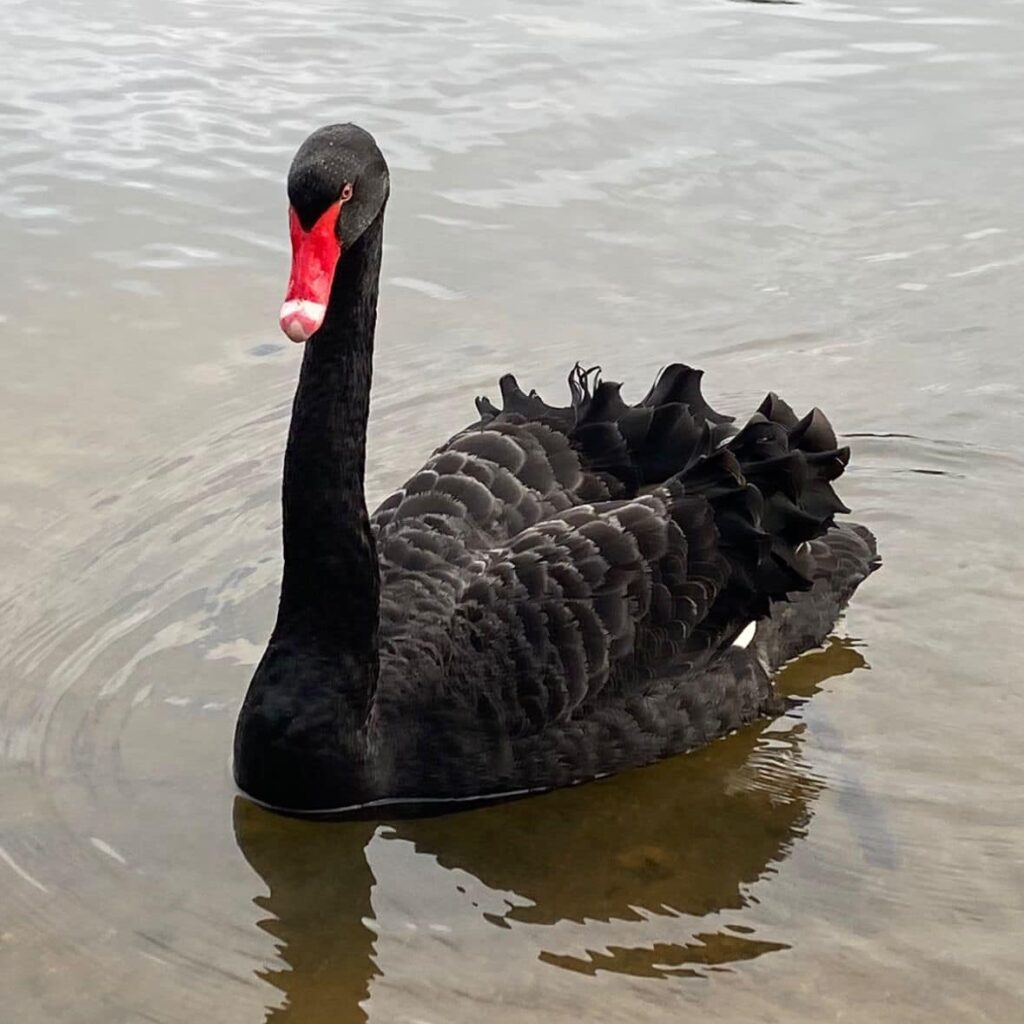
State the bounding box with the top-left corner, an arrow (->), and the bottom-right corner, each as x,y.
668,397 -> 878,624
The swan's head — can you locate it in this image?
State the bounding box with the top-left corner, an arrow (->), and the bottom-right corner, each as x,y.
280,123 -> 390,343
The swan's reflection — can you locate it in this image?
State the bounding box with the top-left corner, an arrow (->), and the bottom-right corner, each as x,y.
234,638 -> 867,1021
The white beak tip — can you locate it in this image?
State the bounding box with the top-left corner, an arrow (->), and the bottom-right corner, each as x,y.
279,300 -> 326,343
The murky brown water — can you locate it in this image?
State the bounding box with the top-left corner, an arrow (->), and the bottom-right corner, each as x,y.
2,0 -> 1023,1020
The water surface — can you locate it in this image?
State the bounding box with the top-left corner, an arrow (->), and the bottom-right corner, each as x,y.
1,0 -> 1022,1021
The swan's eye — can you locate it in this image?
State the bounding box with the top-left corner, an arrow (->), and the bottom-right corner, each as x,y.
340,182 -> 354,202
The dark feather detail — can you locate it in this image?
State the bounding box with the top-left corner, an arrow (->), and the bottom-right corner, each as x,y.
415,368 -> 869,708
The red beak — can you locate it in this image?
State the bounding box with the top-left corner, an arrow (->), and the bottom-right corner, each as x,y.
280,201 -> 342,342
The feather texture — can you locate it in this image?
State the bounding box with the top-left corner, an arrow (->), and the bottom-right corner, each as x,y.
361,364 -> 879,804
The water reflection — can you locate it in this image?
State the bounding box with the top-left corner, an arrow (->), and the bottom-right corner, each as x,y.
236,810 -> 378,1023
234,639 -> 867,1019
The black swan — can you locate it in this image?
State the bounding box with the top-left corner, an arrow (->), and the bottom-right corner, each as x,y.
233,123 -> 879,815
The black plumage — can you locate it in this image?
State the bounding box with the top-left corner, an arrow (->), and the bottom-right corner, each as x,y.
233,124 -> 879,815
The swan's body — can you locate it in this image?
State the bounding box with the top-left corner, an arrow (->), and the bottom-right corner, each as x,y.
234,124 -> 878,815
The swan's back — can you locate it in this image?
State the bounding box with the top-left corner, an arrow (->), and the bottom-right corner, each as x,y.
364,364 -> 878,801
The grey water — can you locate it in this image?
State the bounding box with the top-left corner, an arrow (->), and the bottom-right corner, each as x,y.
1,0 -> 1022,1021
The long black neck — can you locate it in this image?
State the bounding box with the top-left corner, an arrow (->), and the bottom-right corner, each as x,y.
274,213 -> 383,707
